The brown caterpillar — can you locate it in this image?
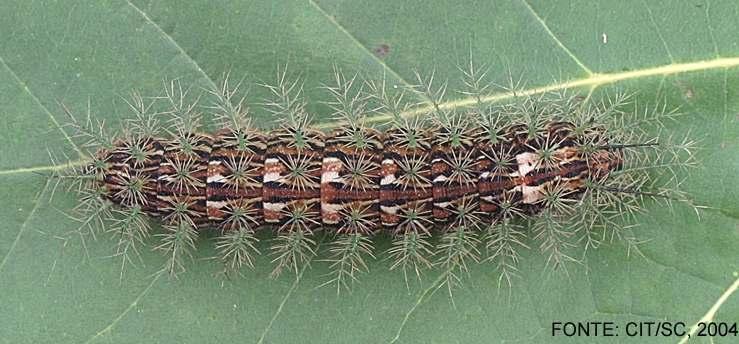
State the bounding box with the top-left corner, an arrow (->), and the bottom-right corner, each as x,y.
101,116 -> 620,230
56,69 -> 696,291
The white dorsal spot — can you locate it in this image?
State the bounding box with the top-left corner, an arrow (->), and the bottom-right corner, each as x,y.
516,152 -> 540,176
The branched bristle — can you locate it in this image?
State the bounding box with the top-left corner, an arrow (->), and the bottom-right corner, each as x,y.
387,117 -> 429,149
574,179 -> 653,257
495,192 -> 527,221
164,157 -> 203,194
322,66 -> 367,124
48,150 -> 98,200
617,97 -> 681,133
319,232 -> 374,294
571,184 -> 623,253
162,79 -> 202,134
395,154 -> 432,191
538,182 -> 578,215
222,156 -> 260,193
433,110 -> 476,149
530,135 -> 566,171
443,149 -> 478,186
341,154 -> 378,192
365,75 -> 413,124
207,71 -> 252,131
483,220 -> 529,289
396,201 -> 434,235
122,90 -> 161,138
107,206 -> 151,281
50,143 -> 111,250
516,96 -> 553,140
119,136 -> 156,169
154,221 -> 198,278
458,54 -> 493,111
112,172 -> 151,207
270,227 -> 317,280
161,197 -> 198,229
494,64 -> 526,101
412,69 -> 447,113
215,227 -> 260,276
59,100 -> 113,153
434,226 -> 481,297
387,231 -> 434,288
68,187 -> 113,242
281,154 -> 321,192
607,132 -> 699,214
532,209 -> 577,271
261,65 -> 309,128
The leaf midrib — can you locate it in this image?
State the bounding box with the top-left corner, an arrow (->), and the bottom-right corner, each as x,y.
353,56 -> 739,127
2,55 -> 738,176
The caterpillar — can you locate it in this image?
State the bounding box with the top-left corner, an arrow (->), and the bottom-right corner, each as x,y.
55,67 -> 697,292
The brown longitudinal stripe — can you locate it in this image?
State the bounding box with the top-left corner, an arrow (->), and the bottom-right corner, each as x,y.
476,135 -> 518,220
503,146 -> 621,214
538,121 -> 577,148
137,138 -> 164,216
588,150 -> 624,178
320,128 -> 383,233
206,128 -> 266,230
504,123 -> 533,152
262,128 -> 324,230
157,133 -> 212,226
380,128 -> 433,231
475,121 -> 585,219
102,147 -> 134,206
431,133 -> 479,228
102,137 -> 163,215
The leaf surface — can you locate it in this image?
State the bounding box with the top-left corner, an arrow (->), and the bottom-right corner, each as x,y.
0,1 -> 737,343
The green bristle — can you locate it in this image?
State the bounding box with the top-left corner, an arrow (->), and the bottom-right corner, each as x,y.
154,220 -> 198,278
320,232 -> 374,294
387,231 -> 434,288
270,226 -> 317,280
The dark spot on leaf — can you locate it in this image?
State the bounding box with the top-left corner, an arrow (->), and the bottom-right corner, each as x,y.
373,43 -> 390,58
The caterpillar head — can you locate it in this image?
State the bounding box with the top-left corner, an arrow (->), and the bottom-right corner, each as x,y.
587,149 -> 624,179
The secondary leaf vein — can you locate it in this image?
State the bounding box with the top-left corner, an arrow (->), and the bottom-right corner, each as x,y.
390,273 -> 447,344
0,179 -> 50,275
678,276 -> 739,344
641,0 -> 675,63
306,0 -> 431,104
518,0 -> 593,75
257,263 -> 311,344
0,55 -> 85,158
83,274 -> 162,344
124,0 -> 218,90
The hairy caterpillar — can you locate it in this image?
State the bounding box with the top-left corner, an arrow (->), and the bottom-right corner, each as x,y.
54,67 -> 697,292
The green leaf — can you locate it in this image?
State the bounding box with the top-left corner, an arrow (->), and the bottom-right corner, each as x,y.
1,1 -> 737,343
